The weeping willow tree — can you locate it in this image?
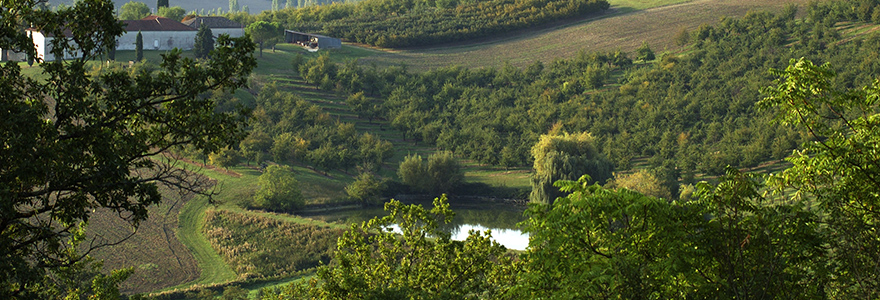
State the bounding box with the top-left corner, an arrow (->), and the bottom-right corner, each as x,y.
530,131 -> 613,204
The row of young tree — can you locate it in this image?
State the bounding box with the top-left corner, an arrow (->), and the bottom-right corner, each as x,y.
291,2 -> 880,198
180,82 -> 394,181
231,0 -> 609,48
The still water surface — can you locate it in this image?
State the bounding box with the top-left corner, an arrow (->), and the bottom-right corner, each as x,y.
304,199 -> 530,250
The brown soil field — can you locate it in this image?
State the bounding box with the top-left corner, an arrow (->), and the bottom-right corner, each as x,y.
87,183 -> 202,294
361,0 -> 816,71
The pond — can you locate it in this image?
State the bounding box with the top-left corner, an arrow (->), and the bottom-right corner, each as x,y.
302,198 -> 531,250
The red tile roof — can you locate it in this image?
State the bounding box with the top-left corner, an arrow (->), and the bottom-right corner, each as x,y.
124,16 -> 195,32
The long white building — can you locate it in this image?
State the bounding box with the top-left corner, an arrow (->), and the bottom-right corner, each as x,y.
21,15 -> 243,62
117,16 -> 197,51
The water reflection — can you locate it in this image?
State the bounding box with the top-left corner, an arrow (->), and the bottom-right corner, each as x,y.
448,224 -> 530,251
303,199 -> 530,250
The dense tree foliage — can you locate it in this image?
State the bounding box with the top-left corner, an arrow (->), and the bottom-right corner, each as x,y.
245,21 -> 282,57
398,154 -> 430,192
0,0 -> 256,298
398,151 -> 464,194
519,169 -> 830,299
252,165 -> 305,212
605,169 -> 671,199
246,0 -> 609,48
239,131 -> 272,165
119,1 -> 150,20
760,58 -> 880,297
264,196 -> 520,299
635,41 -> 654,61
513,57 -> 880,298
239,82 -> 393,173
157,6 -> 186,21
248,2 -> 880,297
209,147 -> 241,170
529,131 -> 613,204
345,172 -> 386,205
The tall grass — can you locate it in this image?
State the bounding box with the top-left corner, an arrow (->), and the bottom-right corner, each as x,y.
203,210 -> 344,277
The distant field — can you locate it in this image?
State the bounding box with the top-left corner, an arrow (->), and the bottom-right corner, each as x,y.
360,0 -> 815,71
609,0 -> 692,11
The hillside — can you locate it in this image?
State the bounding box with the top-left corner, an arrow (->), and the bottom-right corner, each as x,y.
46,0 -> 273,14
59,0 -> 880,296
362,0 -> 815,70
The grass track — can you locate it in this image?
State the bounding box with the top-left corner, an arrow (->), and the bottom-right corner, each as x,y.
172,195 -> 238,288
159,165 -> 263,290
152,160 -> 348,295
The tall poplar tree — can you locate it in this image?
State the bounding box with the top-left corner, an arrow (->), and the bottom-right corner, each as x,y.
194,24 -> 214,59
135,31 -> 143,61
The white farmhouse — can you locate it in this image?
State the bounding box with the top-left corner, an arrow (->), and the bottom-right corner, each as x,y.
181,16 -> 245,39
117,16 -> 197,51
26,28 -> 81,62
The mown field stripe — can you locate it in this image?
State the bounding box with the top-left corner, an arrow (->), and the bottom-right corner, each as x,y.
173,194 -> 238,288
